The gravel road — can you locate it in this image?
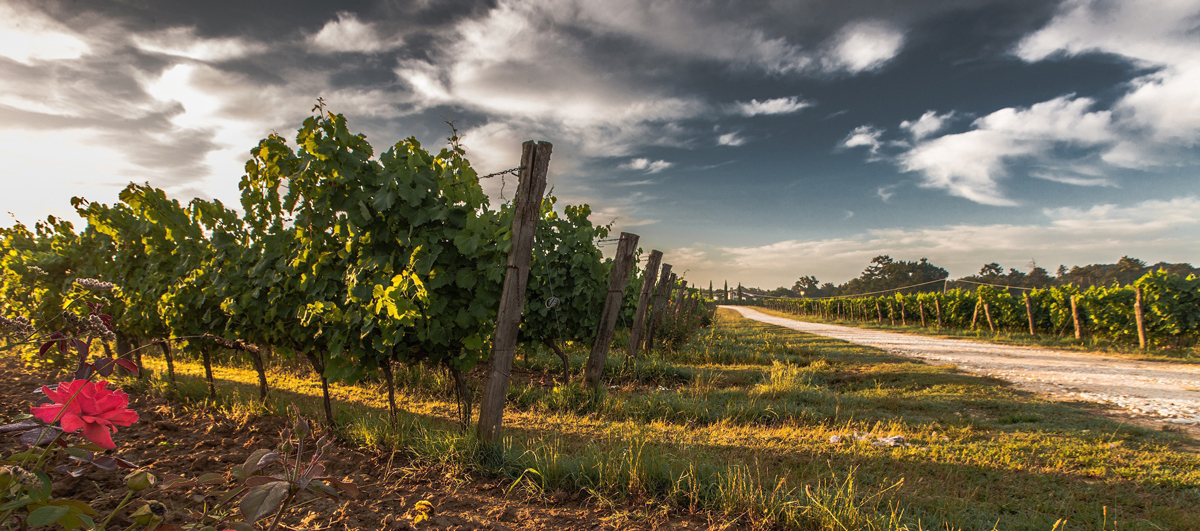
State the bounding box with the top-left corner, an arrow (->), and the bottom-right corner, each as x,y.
724,306 -> 1200,427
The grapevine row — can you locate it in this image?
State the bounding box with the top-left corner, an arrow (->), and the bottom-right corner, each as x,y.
0,109 -> 715,437
760,272 -> 1200,349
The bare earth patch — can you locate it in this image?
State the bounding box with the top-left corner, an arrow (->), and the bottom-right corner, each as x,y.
0,356 -> 712,531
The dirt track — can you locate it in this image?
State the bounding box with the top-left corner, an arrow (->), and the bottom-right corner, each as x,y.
724,306 -> 1200,428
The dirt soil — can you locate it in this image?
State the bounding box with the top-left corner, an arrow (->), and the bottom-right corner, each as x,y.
726,306 -> 1200,438
0,356 -> 715,531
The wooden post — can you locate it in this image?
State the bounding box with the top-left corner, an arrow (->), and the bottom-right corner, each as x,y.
875,300 -> 883,324
888,301 -> 895,326
1070,295 -> 1082,340
919,300 -> 926,327
584,232 -> 640,388
935,297 -> 942,331
984,303 -> 995,333
1024,292 -> 1037,337
673,278 -> 687,315
1134,285 -> 1147,349
971,298 -> 981,330
626,250 -> 662,362
644,264 -> 673,350
477,141 -> 551,445
900,300 -> 907,326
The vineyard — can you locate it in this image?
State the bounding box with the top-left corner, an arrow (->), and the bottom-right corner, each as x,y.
0,110 -> 715,530
757,273 -> 1200,352
1,108 -> 1199,531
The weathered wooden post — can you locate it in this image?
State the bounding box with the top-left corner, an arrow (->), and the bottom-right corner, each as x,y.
673,278 -> 687,315
1024,292 -> 1037,337
984,302 -> 995,333
918,299 -> 927,327
935,297 -> 942,330
477,141 -> 551,445
875,300 -> 883,324
1070,295 -> 1082,340
626,250 -> 662,362
1134,285 -> 1147,349
644,265 -> 673,350
583,232 -> 640,388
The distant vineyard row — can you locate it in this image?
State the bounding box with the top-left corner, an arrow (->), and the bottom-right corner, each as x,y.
760,273 -> 1200,349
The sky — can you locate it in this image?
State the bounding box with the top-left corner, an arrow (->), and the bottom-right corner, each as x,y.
1,0 -> 1198,289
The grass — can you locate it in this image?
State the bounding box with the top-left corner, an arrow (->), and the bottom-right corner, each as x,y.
33,309 -> 1200,530
748,305 -> 1200,364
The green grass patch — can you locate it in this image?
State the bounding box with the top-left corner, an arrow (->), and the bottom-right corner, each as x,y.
58,309 -> 1200,530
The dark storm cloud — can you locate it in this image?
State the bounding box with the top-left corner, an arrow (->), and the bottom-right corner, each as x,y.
5,0 -> 1197,287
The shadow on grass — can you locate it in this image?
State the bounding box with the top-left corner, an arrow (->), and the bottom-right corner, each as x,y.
127,335 -> 1200,531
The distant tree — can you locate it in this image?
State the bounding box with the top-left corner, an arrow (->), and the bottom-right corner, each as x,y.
979,263 -> 1003,277
863,255 -> 895,280
836,256 -> 948,296
1026,266 -> 1052,288
1056,265 -> 1067,277
793,275 -> 821,296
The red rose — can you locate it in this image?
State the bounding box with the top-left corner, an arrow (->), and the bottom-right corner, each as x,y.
31,380 -> 138,449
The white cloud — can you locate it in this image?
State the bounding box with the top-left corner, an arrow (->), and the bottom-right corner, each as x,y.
133,27 -> 267,61
842,0 -> 1200,206
876,185 -> 897,203
0,3 -> 90,64
734,96 -> 811,117
308,11 -> 404,54
900,110 -> 953,140
620,158 -> 673,174
393,2 -> 706,162
717,133 -> 746,146
840,125 -> 884,154
1029,171 -> 1116,187
821,21 -> 906,74
1019,0 -> 1200,167
670,196 -> 1200,287
897,96 -> 1114,206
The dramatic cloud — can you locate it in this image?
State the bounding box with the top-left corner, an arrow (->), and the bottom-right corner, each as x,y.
900,110 -> 953,140
848,0 -> 1200,206
734,96 -> 812,117
308,11 -> 404,54
134,27 -> 268,61
898,96 -> 1114,206
717,133 -> 746,146
1016,0 -> 1200,168
620,158 -> 673,174
671,196 -> 1200,287
0,3 -> 90,64
822,21 -> 906,74
841,125 -> 884,155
